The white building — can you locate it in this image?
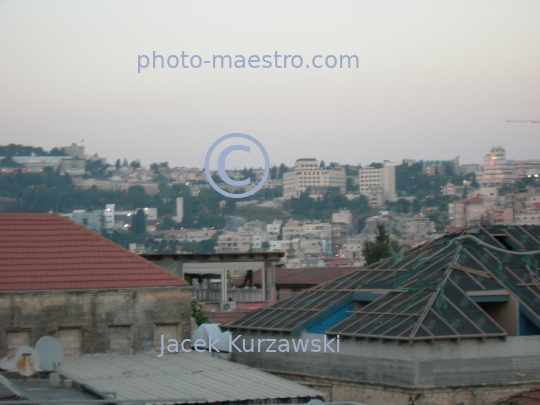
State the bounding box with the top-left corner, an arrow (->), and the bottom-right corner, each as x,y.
332,209 -> 353,228
358,163 -> 397,206
266,220 -> 283,240
478,147 -> 517,187
283,158 -> 346,199
173,197 -> 184,223
103,204 -> 158,232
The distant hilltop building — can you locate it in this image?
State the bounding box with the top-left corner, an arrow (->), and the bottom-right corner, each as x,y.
0,155 -> 85,175
478,146 -> 517,187
358,161 -> 398,206
283,158 -> 346,199
61,142 -> 85,159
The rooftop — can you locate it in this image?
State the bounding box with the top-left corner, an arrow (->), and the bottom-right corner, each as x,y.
225,225 -> 540,344
58,353 -> 323,404
0,214 -> 188,291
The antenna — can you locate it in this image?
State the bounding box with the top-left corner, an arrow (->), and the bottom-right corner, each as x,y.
35,336 -> 64,371
14,346 -> 40,377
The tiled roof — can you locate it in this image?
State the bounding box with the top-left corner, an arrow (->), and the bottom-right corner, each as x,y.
0,214 -> 188,291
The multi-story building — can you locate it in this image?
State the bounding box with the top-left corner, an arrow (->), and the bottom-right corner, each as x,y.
266,220 -> 283,240
488,208 -> 514,225
396,215 -> 435,239
283,158 -> 346,199
478,147 -> 517,187
448,196 -> 490,227
282,220 -> 332,241
332,209 -> 353,229
104,204 -> 158,232
215,230 -> 252,253
515,159 -> 540,178
61,210 -> 104,232
358,163 -> 397,206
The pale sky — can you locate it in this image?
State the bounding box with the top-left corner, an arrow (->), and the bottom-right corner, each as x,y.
1,1 -> 539,170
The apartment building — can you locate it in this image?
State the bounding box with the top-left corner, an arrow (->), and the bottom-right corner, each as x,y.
397,215 -> 435,239
266,219 -> 283,240
478,146 -> 517,187
215,229 -> 252,253
448,196 -> 490,227
104,204 -> 158,232
282,220 -> 332,240
358,163 -> 397,206
332,209 -> 353,228
283,158 -> 346,199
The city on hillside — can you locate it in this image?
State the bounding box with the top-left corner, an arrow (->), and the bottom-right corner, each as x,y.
1,143 -> 538,269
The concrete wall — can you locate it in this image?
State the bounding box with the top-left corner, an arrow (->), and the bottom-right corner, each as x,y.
0,287 -> 191,357
229,332 -> 540,404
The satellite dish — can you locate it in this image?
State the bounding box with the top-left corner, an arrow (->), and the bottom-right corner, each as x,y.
14,346 -> 40,377
35,336 -> 64,371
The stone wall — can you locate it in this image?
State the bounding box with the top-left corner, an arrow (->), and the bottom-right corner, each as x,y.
0,287 -> 191,356
229,332 -> 540,405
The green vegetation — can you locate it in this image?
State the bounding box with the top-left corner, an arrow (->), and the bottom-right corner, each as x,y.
362,222 -> 400,265
236,206 -> 293,223
283,191 -> 370,222
0,144 -> 67,157
191,298 -> 210,325
131,209 -> 147,236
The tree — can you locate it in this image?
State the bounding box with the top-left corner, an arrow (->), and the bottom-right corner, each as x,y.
223,199 -> 237,216
319,160 -> 326,169
362,222 -> 399,265
122,158 -> 129,167
131,209 -> 146,236
261,241 -> 270,250
130,160 -> 141,169
49,147 -> 68,156
270,166 -> 278,180
115,159 -> 121,170
191,298 -> 210,325
346,177 -> 356,192
0,156 -> 20,167
278,163 -> 289,179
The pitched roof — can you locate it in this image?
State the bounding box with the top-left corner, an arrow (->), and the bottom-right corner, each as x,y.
0,214 -> 188,291
225,225 -> 540,343
59,352 -> 323,404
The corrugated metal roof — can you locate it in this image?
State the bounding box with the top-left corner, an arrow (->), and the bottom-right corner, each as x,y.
59,353 -> 323,404
0,214 -> 188,291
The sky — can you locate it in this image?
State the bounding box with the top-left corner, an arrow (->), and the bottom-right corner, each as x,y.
1,0 -> 539,170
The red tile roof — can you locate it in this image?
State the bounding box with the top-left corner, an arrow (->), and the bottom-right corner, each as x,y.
234,267 -> 359,288
0,214 -> 188,291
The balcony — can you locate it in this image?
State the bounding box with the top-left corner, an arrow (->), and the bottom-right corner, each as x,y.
192,288 -> 264,302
